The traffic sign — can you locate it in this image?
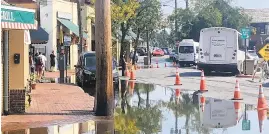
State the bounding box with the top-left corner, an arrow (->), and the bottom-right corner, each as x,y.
242,120 -> 251,130
258,44 -> 269,61
241,28 -> 251,39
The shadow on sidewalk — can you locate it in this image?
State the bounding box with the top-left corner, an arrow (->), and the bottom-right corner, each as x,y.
25,110 -> 94,116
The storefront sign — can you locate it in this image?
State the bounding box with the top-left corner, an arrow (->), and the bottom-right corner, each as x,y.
1,6 -> 35,24
1,5 -> 36,29
64,36 -> 71,46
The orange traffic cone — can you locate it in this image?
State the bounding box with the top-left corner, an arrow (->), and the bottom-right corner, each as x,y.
174,68 -> 182,85
175,88 -> 181,103
232,80 -> 243,100
258,109 -> 267,133
199,70 -> 208,92
129,81 -> 135,95
200,95 -> 205,112
234,101 -> 241,123
257,85 -> 267,110
129,68 -> 136,80
124,66 -> 130,77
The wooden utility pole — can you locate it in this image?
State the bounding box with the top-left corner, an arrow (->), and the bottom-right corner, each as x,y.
95,0 -> 114,116
77,0 -> 83,53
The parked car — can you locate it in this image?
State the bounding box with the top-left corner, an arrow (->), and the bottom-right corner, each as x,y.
136,47 -> 146,56
152,49 -> 164,56
75,52 -> 119,88
161,47 -> 169,55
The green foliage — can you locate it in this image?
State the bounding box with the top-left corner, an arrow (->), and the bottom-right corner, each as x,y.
167,0 -> 251,41
134,0 -> 162,32
114,108 -> 140,134
114,83 -> 162,134
30,73 -> 37,83
111,0 -> 140,24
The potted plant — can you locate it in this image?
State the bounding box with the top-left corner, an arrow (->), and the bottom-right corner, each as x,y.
30,73 -> 37,90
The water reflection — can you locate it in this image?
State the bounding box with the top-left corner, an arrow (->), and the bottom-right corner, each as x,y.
114,80 -> 162,134
2,81 -> 269,134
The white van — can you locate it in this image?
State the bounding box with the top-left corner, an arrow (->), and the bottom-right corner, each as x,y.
176,39 -> 199,67
199,97 -> 243,128
197,27 -> 244,75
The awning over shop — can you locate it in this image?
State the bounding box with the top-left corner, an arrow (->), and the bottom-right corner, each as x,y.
1,5 -> 37,30
30,27 -> 49,44
57,18 -> 88,39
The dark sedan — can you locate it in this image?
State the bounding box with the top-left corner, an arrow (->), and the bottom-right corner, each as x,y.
75,52 -> 119,88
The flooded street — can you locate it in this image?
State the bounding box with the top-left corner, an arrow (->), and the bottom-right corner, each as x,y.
3,79 -> 269,134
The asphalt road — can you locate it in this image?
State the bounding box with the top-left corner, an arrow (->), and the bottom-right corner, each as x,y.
134,55 -> 269,106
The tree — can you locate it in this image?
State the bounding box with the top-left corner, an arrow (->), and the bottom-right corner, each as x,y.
115,82 -> 162,134
131,0 -> 162,65
154,30 -> 170,48
190,5 -> 223,41
168,0 -> 251,41
169,9 -> 197,40
111,0 -> 140,76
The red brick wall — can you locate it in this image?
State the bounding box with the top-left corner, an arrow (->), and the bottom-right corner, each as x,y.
9,89 -> 26,114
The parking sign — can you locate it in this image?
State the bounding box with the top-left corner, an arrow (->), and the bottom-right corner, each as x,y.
241,28 -> 251,39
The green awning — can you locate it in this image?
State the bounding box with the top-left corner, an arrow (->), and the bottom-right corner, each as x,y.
1,5 -> 37,29
57,18 -> 88,39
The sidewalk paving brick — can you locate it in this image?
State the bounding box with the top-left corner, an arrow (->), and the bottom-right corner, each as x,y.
2,83 -> 95,131
44,69 -> 75,78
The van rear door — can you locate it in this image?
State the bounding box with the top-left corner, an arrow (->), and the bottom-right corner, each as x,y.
178,46 -> 194,61
209,36 -> 226,61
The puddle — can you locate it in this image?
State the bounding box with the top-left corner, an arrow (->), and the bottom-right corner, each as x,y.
3,80 -> 269,134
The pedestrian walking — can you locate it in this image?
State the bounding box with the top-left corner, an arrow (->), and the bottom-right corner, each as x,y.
35,52 -> 43,81
35,52 -> 47,81
41,53 -> 47,77
50,51 -> 56,72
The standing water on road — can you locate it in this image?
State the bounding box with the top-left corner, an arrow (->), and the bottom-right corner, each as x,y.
2,80 -> 269,134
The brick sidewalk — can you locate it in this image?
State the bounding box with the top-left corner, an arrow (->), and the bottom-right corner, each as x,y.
2,83 -> 95,131
44,69 -> 75,78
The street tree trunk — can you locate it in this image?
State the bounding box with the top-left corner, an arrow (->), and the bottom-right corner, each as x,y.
132,29 -> 141,65
120,22 -> 130,76
95,0 -> 114,116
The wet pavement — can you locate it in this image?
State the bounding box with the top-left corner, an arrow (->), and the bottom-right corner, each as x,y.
3,79 -> 269,134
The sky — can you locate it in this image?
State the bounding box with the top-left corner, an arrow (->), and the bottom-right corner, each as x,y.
161,0 -> 269,16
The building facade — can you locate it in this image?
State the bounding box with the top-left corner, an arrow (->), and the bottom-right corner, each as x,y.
39,0 -> 94,70
1,0 -> 37,114
243,9 -> 269,51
